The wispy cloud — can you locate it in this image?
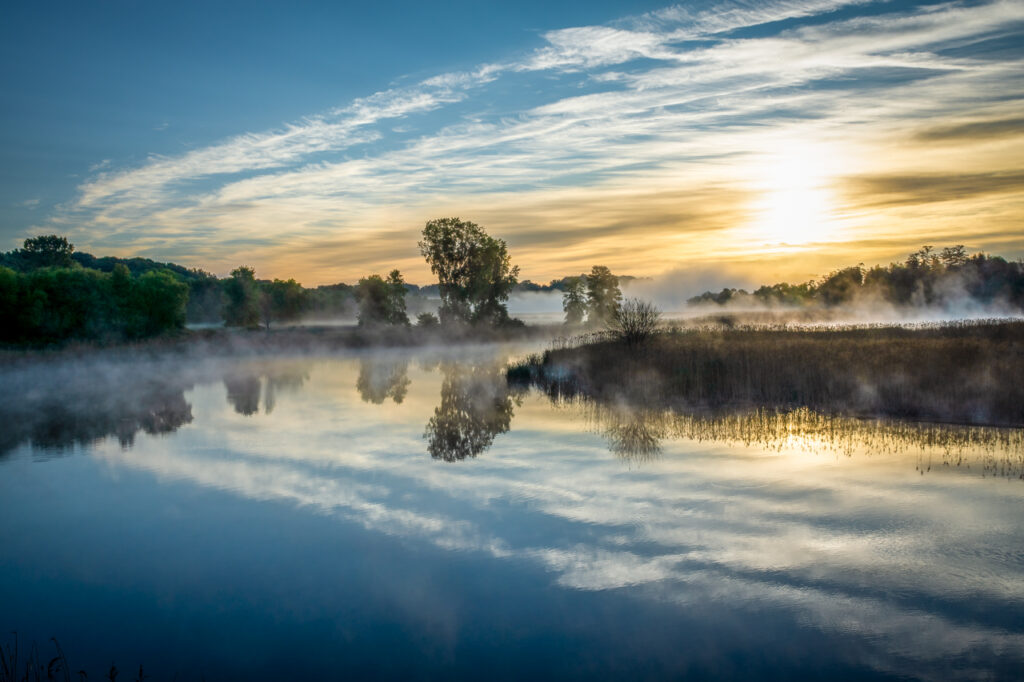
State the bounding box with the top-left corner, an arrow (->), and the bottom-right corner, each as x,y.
48,0 -> 1024,283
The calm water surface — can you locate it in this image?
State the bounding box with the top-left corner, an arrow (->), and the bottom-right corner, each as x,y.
1,344 -> 1022,680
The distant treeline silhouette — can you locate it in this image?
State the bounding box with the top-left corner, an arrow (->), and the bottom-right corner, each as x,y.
688,245 -> 1024,310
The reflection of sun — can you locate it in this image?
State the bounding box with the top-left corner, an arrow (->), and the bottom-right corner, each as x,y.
747,142 -> 838,246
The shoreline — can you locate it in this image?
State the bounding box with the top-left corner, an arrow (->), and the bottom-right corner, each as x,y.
509,318 -> 1024,429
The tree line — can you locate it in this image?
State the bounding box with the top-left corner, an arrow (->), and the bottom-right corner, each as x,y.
0,218 -> 548,344
688,245 -> 1024,310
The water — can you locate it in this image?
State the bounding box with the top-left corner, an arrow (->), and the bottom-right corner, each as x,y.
1,343 -> 1022,680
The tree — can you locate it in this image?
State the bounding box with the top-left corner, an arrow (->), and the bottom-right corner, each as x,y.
561,276 -> 587,325
816,265 -> 864,307
416,312 -> 440,328
21,235 -> 74,269
223,266 -> 261,328
610,298 -> 661,345
418,218 -> 519,326
357,269 -> 409,326
586,265 -> 621,325
260,278 -> 307,329
131,270 -> 189,336
940,245 -> 968,268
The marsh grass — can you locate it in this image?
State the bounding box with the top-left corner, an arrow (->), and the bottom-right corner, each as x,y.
509,319 -> 1024,427
0,635 -> 149,682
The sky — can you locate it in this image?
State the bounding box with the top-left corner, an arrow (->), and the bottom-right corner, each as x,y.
2,0 -> 1023,286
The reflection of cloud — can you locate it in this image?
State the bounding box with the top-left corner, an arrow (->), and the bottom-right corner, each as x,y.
65,350 -> 1024,682
40,0 -> 1024,282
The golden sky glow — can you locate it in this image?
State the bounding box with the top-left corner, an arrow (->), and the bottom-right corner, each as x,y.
21,1 -> 1024,287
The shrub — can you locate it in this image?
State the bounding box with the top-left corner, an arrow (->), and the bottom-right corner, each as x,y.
610,298 -> 661,345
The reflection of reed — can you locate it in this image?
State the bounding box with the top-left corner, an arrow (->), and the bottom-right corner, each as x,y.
568,400 -> 1024,477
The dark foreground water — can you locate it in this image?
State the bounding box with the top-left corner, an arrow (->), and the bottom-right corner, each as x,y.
1,344 -> 1022,681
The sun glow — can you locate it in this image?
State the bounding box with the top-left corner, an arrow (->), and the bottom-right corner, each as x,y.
745,142 -> 841,247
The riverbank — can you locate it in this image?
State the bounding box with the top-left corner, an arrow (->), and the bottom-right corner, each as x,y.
508,319 -> 1024,427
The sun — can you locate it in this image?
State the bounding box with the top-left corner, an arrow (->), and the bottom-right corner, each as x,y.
746,142 -> 840,247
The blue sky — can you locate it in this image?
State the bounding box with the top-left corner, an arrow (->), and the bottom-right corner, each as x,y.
3,0 -> 1023,284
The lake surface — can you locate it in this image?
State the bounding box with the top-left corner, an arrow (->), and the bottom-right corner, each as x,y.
1,343 -> 1023,680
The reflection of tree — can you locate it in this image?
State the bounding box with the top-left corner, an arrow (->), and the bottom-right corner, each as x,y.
223,364 -> 309,415
224,373 -> 261,416
424,364 -> 515,462
603,411 -> 665,461
263,366 -> 310,414
0,377 -> 193,458
356,358 -> 411,405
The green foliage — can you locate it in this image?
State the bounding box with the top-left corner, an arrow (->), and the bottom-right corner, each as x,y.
21,234 -> 75,269
223,266 -> 261,328
585,265 -> 622,325
561,276 -> 587,325
418,217 -> 520,326
357,269 -> 409,326
0,263 -> 187,344
132,270 -> 189,336
306,283 -> 357,319
261,278 -> 308,328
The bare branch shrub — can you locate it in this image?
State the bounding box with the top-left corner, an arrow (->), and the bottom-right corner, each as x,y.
610,298 -> 661,345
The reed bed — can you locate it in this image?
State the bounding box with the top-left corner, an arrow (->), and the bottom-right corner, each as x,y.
509,319 -> 1024,427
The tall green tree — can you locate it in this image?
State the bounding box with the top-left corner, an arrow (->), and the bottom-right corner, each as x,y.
561,276 -> 587,325
223,266 -> 261,328
586,265 -> 622,325
357,269 -> 409,326
418,218 -> 519,326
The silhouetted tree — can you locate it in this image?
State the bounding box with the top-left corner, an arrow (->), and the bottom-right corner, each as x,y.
562,276 -> 587,325
611,298 -> 661,345
21,235 -> 74,269
416,312 -> 440,328
418,218 -> 519,326
357,270 -> 409,326
586,265 -> 621,325
816,265 -> 864,306
261,278 -> 308,329
223,266 -> 261,328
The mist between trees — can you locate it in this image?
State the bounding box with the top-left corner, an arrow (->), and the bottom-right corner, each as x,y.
2,224 -> 1023,348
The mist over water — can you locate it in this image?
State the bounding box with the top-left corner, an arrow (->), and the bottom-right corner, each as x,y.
1,343 -> 1022,680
